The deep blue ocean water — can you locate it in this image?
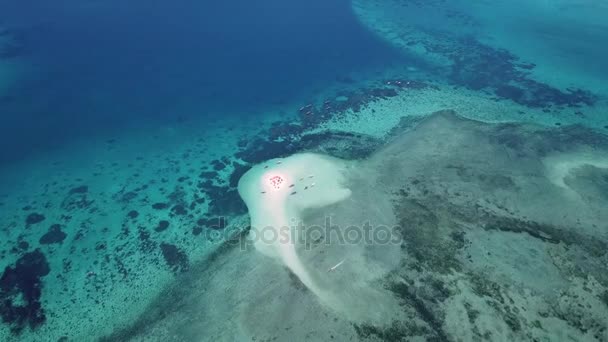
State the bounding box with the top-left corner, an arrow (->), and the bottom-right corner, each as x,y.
0,0 -> 402,164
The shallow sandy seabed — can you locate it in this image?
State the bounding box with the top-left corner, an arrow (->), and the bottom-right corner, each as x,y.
97,111 -> 608,342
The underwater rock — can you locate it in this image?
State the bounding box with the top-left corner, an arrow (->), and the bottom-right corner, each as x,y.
229,163 -> 251,188
61,186 -> 93,211
197,177 -> 247,217
39,224 -> 67,245
152,202 -> 169,210
199,170 -> 218,180
235,137 -> 292,164
0,249 -> 50,334
211,159 -> 226,171
369,87 -> 398,98
386,79 -> 430,90
495,84 -> 525,102
298,131 -> 382,160
17,241 -> 29,251
160,243 -> 189,274
170,204 -> 187,216
235,124 -> 381,165
444,37 -> 597,108
137,227 -> 156,253
154,220 -> 170,232
120,191 -> 138,203
25,213 -> 45,226
127,210 -> 139,219
69,185 -> 88,194
268,122 -> 301,140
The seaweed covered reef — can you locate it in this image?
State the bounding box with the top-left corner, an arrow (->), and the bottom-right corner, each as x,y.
352,0 -> 601,112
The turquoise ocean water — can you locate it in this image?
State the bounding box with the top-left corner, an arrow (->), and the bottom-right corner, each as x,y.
1,1 -> 607,341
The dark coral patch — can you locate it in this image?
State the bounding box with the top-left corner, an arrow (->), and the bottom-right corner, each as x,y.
0,249 -> 50,334
154,220 -> 170,232
39,224 -> 67,245
17,241 -> 29,251
268,122 -> 302,140
208,188 -> 246,217
61,187 -> 93,211
236,129 -> 380,165
120,191 -> 138,203
196,178 -> 246,217
25,213 -> 45,226
159,243 -> 189,274
234,138 -> 291,164
443,37 -> 596,108
170,204 -> 187,216
69,185 -> 88,194
152,203 -> 169,210
297,131 -> 381,160
137,227 -> 156,253
211,159 -> 226,171
127,210 -> 139,219
199,171 -> 218,180
495,84 -> 525,102
229,163 -> 251,188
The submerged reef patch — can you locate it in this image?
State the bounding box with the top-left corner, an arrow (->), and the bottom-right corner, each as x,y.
25,213 -> 45,227
0,249 -> 50,334
353,0 -> 598,110
160,243 -> 189,274
446,37 -> 597,108
61,185 -> 94,211
39,224 -> 67,245
235,80 -> 427,164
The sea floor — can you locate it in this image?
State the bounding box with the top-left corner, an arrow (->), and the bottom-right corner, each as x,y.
98,110 -> 608,342
1,1 -> 608,341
